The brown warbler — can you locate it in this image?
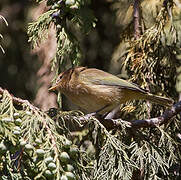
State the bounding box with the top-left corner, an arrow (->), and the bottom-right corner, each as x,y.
49,67 -> 173,115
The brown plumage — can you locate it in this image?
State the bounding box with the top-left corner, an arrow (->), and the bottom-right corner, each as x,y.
49,67 -> 174,114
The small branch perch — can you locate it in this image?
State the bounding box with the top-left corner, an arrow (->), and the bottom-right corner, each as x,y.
130,102 -> 180,128
100,102 -> 180,129
0,87 -> 179,130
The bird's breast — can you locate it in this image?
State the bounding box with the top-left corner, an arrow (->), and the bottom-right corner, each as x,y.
62,82 -> 125,113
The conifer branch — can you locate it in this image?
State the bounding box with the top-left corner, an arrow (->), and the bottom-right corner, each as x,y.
0,87 -> 39,111
100,102 -> 179,129
0,87 -> 179,130
129,103 -> 179,128
0,87 -> 60,164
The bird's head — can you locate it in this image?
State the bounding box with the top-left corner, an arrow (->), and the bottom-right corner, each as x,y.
48,68 -> 72,91
48,67 -> 86,91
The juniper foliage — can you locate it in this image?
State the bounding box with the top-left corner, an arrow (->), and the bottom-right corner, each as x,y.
1,0 -> 181,180
0,15 -> 8,54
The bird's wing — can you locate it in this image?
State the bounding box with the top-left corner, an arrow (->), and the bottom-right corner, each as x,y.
79,68 -> 147,93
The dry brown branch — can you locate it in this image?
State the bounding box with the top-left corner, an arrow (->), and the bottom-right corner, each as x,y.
133,0 -> 140,39
100,103 -> 179,129
0,87 -> 179,130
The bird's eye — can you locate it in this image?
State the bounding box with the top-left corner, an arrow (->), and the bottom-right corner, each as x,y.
56,75 -> 63,83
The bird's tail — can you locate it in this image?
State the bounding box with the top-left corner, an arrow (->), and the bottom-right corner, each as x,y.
143,93 -> 174,107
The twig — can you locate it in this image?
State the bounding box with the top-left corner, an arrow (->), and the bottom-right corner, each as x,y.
0,87 -> 179,130
77,102 -> 180,130
99,102 -> 180,129
133,0 -> 140,39
0,87 -> 39,111
130,102 -> 180,128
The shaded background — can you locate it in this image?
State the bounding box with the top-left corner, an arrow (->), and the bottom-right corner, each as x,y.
0,0 -> 39,99
1,0 -> 180,111
0,0 -> 120,109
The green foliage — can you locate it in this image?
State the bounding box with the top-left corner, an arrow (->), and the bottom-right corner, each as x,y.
121,1 -> 179,120
0,95 -> 181,179
50,0 -> 96,72
0,15 -> 8,54
115,3 -> 181,179
2,88 -> 180,179
28,0 -> 96,79
125,5 -> 177,88
0,91 -> 92,180
91,119 -> 136,179
28,9 -> 56,48
2,0 -> 181,179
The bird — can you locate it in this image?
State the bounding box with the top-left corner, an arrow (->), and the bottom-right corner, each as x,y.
49,67 -> 174,117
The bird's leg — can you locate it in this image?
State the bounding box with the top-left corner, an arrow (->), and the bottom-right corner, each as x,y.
103,106 -> 120,119
79,112 -> 97,121
79,105 -> 109,121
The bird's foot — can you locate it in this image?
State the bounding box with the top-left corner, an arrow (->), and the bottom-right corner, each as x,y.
103,106 -> 121,119
79,105 -> 109,121
79,112 -> 97,121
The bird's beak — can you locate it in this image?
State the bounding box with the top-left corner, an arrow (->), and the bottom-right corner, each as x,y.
48,84 -> 58,91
